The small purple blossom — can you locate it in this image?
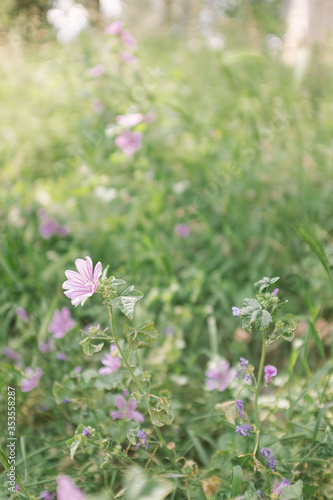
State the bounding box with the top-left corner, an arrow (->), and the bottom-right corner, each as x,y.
20,367 -> 43,392
3,348 -> 21,360
136,430 -> 148,450
38,492 -> 56,500
165,325 -> 174,336
273,288 -> 279,296
123,389 -> 129,397
205,360 -> 234,391
88,65 -> 104,78
56,475 -> 85,500
261,447 -> 277,471
272,478 -> 290,497
174,223 -> 190,238
57,352 -> 68,361
16,307 -> 29,322
105,20 -> 123,35
82,427 -> 91,438
264,365 -> 277,385
116,113 -> 143,128
62,256 -> 102,307
236,357 -> 252,384
75,366 -> 82,373
232,307 -> 241,316
256,491 -> 264,499
115,130 -> 142,157
235,425 -> 253,437
39,218 -> 59,238
236,400 -> 245,419
110,394 -> 144,423
38,339 -> 54,353
48,307 -> 74,339
98,345 -> 121,375
62,399 -> 72,404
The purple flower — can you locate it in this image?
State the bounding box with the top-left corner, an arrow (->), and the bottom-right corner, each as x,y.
264,365 -> 277,385
235,357 -> 252,384
3,348 -> 21,360
39,218 -> 59,239
38,492 -> 56,500
136,430 -> 148,450
116,113 -> 143,128
174,223 -> 190,238
110,394 -> 144,423
16,307 -> 29,323
20,367 -> 42,392
115,130 -> 142,157
121,30 -> 137,49
261,447 -> 277,471
235,400 -> 245,419
235,425 -> 253,437
48,307 -> 74,339
62,399 -> 72,403
98,345 -> 121,375
232,307 -> 241,316
205,360 -> 234,392
105,20 -> 123,35
88,65 -> 104,78
121,52 -> 137,64
256,491 -> 264,499
57,475 -> 85,500
165,325 -> 174,336
62,256 -> 102,306
82,427 -> 91,437
273,288 -> 279,296
75,366 -> 82,373
57,352 -> 68,361
272,478 -> 290,497
39,339 -> 54,353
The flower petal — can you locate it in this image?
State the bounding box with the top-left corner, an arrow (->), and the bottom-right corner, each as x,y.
115,394 -> 127,410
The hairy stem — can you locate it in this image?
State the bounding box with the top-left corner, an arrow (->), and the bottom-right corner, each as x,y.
254,329 -> 266,432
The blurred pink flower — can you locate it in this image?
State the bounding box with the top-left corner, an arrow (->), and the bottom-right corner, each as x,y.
39,218 -> 59,238
38,491 -> 56,500
62,256 -> 102,306
121,52 -> 137,64
39,339 -> 54,353
105,20 -> 123,35
205,360 -> 234,391
20,367 -> 43,392
121,30 -> 137,49
174,223 -> 190,238
98,345 -> 121,375
88,65 -> 104,78
57,475 -> 85,500
48,307 -> 74,339
116,113 -> 143,128
110,394 -> 144,423
57,352 -> 68,361
3,348 -> 21,360
93,99 -> 103,113
16,307 -> 29,322
115,130 -> 142,157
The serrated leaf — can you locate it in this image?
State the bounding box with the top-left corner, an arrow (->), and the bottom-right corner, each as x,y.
79,337 -> 104,356
241,298 -> 262,333
254,276 -> 279,293
109,276 -> 127,287
150,397 -> 175,427
123,321 -> 158,349
110,286 -> 144,319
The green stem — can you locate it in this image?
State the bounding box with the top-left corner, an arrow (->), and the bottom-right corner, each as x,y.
254,329 -> 267,432
108,306 -> 180,471
0,445 -> 34,499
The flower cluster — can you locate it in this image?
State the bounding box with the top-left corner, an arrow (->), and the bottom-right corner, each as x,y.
260,447 -> 277,471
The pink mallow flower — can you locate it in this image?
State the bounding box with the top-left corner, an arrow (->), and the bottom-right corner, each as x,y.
39,217 -> 68,239
38,491 -> 56,500
3,348 -> 21,360
121,52 -> 137,64
99,345 -> 121,375
57,475 -> 85,500
115,131 -> 142,157
62,256 -> 102,307
105,20 -> 123,35
264,365 -> 277,385
121,30 -> 137,49
110,394 -> 144,423
38,339 -> 54,353
20,367 -> 43,392
174,223 -> 190,238
205,360 -> 234,391
116,113 -> 143,128
48,307 -> 74,339
16,307 -> 29,323
88,65 -> 104,78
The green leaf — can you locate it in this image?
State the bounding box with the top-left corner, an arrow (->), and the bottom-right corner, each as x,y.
66,437 -> 84,460
277,314 -> 298,342
124,466 -> 174,500
150,397 -> 175,427
230,465 -> 243,497
254,276 -> 280,293
245,483 -> 260,500
123,321 -> 158,350
255,309 -> 272,331
279,480 -> 303,500
296,221 -> 332,284
110,286 -> 144,319
109,276 -> 127,287
312,402 -> 333,443
79,337 -> 104,356
241,298 -> 271,332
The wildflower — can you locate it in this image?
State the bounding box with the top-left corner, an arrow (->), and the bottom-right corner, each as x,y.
273,288 -> 279,296
261,447 -> 277,471
115,130 -> 142,157
236,357 -> 252,384
62,399 -> 72,403
3,348 -> 21,360
116,113 -> 143,128
98,345 -> 121,375
136,430 -> 148,450
121,52 -> 137,64
272,478 -> 290,497
88,65 -> 104,78
75,366 -> 82,372
235,400 -> 245,419
38,492 -> 56,500
39,218 -> 59,238
16,307 -> 29,323
56,474 -> 85,500
205,360 -> 234,391
48,307 -> 74,339
232,307 -> 241,316
82,427 -> 91,438
62,256 -> 102,306
105,20 -> 123,35
121,30 -> 137,49
174,223 -> 190,238
256,491 -> 264,500
235,425 -> 253,437
39,339 -> 54,353
110,394 -> 144,423
57,352 -> 68,361
264,365 -> 277,385
20,367 -> 43,392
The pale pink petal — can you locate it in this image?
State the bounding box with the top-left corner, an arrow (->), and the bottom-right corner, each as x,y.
115,394 -> 127,410
127,410 -> 144,423
98,367 -> 112,375
205,379 -> 217,391
93,261 -> 103,282
75,256 -> 93,282
110,411 -> 124,420
127,398 -> 138,411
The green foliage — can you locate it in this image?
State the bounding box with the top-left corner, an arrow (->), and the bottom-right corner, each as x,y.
110,286 -> 144,320
123,321 -> 158,350
280,480 -> 303,500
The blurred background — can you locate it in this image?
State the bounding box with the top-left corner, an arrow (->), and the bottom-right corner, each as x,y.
2,0 -> 333,367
